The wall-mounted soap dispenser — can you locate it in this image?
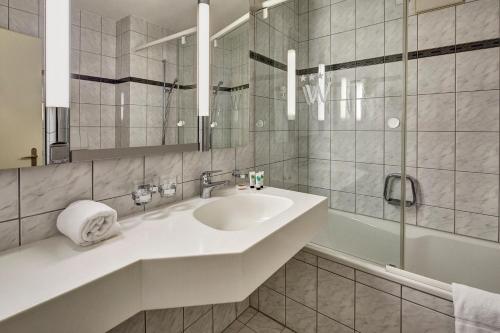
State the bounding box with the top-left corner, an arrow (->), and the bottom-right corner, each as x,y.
45,107 -> 70,164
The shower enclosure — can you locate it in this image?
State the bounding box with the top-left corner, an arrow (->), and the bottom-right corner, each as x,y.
252,0 -> 500,292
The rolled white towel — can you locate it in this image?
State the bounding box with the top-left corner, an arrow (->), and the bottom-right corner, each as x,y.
57,200 -> 121,246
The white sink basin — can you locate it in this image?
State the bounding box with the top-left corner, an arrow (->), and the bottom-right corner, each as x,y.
193,193 -> 293,231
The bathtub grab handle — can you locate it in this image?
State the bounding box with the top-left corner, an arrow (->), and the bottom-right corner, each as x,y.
383,173 -> 417,207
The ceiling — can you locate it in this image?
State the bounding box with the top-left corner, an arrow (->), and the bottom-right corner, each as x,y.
72,0 -> 249,33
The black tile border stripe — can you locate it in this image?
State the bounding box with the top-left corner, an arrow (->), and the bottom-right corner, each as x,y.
72,74 -> 249,92
249,38 -> 499,75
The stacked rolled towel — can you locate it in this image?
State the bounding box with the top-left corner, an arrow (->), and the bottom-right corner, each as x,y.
452,283 -> 500,333
57,200 -> 121,246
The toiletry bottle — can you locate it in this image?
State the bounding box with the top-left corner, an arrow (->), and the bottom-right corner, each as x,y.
249,171 -> 256,188
260,171 -> 265,189
256,172 -> 262,190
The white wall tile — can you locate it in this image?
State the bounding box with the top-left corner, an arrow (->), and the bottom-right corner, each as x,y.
456,0 -> 499,44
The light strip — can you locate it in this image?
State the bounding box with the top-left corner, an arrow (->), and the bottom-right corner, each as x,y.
45,0 -> 70,108
287,49 -> 296,120
197,0 -> 210,117
262,0 -> 288,8
318,64 -> 325,121
135,27 -> 197,52
210,13 -> 249,41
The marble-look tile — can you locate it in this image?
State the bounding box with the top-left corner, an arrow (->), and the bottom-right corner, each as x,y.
81,28 -> 101,54
238,307 -> 257,324
317,313 -> 354,333
417,93 -> 455,131
356,271 -> 401,297
318,257 -> 354,280
183,305 -> 212,329
286,258 -> 317,309
0,5 -> 8,29
318,268 -> 355,328
417,168 -> 455,209
309,7 -> 330,39
308,159 -> 330,189
100,195 -> 144,218
355,283 -> 400,333
236,298 -> 250,317
402,287 -> 454,316
182,151 -> 212,182
417,132 -> 455,170
213,303 -> 237,333
417,6 -> 455,50
456,0 -> 499,44
0,220 -> 19,252
331,68 -> 356,101
9,8 -> 38,37
331,131 -> 355,162
102,17 -> 116,36
0,169 -> 18,223
418,54 -> 455,94
270,162 -> 285,188
9,0 -> 38,14
402,301 -> 454,333
456,48 -> 499,92
221,320 -> 245,333
456,132 -> 499,174
270,131 -> 285,163
80,80 -> 101,105
355,163 -> 383,197
145,152 -> 182,184
385,131 -> 417,167
456,90 -> 499,132
356,0 -> 384,28
255,132 -> 270,166
20,163 -> 92,217
145,308 -> 183,333
20,210 -> 61,245
330,191 -> 356,212
456,211 -> 499,242
184,309 -> 212,333
385,0 -> 403,21
331,100 -> 355,131
384,62 -> 404,97
331,0 -> 355,33
294,250 -> 318,266
108,312 -> 144,333
93,157 -> 144,201
385,96 -> 417,131
264,266 -> 285,294
285,297 -> 317,333
456,172 -> 499,216
331,161 -> 355,193
309,0 -> 330,10
416,205 -> 455,233
356,98 -> 385,130
259,286 -> 285,324
331,31 -> 355,64
299,13 -> 309,42
308,131 -> 330,160
384,19 -> 403,55
308,36 -> 330,67
102,33 -> 116,57
81,10 -> 101,31
250,289 -> 259,309
356,23 -> 384,60
246,312 -> 284,333
355,131 -> 384,164
356,64 -> 385,98
356,195 -> 383,218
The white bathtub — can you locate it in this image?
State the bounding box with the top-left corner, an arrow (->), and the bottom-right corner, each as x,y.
312,209 -> 500,294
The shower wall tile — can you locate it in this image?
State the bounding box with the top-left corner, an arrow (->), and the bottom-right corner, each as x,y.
331,131 -> 355,162
356,0 -> 384,28
416,205 -> 455,233
417,93 -> 455,131
331,161 -> 356,193
355,98 -> 385,130
455,211 -> 499,242
330,191 -> 356,212
456,132 -> 499,174
308,35 -> 330,67
308,131 -> 330,159
356,23 -> 384,60
456,90 -> 499,132
355,163 -> 383,197
355,131 -> 384,164
456,48 -> 499,92
455,172 -> 498,216
356,194 -> 383,218
308,159 -> 330,189
417,6 -> 455,50
416,168 -> 455,209
417,132 -> 455,170
418,54 -> 456,94
456,0 -> 499,44
356,64 -> 385,98
331,31 -> 356,64
331,0 -> 355,33
308,8 -> 330,39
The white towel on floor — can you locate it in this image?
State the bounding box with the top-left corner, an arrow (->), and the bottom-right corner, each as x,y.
57,200 -> 120,246
452,283 -> 500,333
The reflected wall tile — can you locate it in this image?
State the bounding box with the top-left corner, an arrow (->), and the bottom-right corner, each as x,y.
331,161 -> 356,193
80,28 -> 101,54
9,8 -> 38,37
255,131 -> 270,166
286,258 -> 317,308
456,172 -> 498,216
355,283 -> 400,333
456,132 -> 499,174
270,162 -> 285,188
80,81 -> 101,105
355,131 -> 384,164
20,210 -> 60,245
456,48 -> 499,92
0,220 -> 19,252
417,93 -> 455,131
308,131 -> 330,159
417,6 -> 455,50
309,102 -> 331,131
331,100 -> 355,130
20,163 -> 92,217
417,132 -> 455,170
456,91 -> 499,132
356,194 -> 383,218
356,0 -> 384,28
183,151 -> 212,182
356,23 -> 384,60
0,6 -> 7,29
285,298 -> 317,333
356,163 -> 383,197
309,0 -> 329,10
385,19 -> 402,55
417,168 -> 455,209
356,64 -> 385,98
80,51 -> 101,76
258,286 -> 286,324
308,36 -> 330,67
331,68 -> 356,101
331,191 -> 356,212
318,268 -> 355,328
418,54 -> 455,94
456,0 -> 500,44
385,0 -> 403,21
212,148 -> 236,174
455,211 -> 499,242
331,0 -> 355,33
255,97 -> 270,131
284,159 -> 299,187
356,98 -> 384,130
308,159 -> 330,189
299,13 -> 309,42
402,301 -> 454,333
309,7 -> 330,39
331,31 -> 355,64
81,10 -> 101,31
0,170 -> 18,223
270,131 -> 285,163
331,131 -> 355,162
93,157 -> 144,201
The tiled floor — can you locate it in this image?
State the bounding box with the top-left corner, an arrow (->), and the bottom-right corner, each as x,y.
224,307 -> 293,333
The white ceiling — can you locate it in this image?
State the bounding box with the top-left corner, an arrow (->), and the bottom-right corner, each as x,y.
72,0 -> 249,33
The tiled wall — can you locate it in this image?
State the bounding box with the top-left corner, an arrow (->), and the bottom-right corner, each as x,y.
251,248 -> 455,333
107,299 -> 250,333
0,0 -> 42,38
292,0 -> 500,243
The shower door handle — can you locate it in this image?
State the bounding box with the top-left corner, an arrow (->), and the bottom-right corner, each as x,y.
383,173 -> 417,207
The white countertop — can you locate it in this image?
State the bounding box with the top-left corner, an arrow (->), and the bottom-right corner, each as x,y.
0,187 -> 327,333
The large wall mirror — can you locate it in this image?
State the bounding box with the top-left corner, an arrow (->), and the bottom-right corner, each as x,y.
0,0 -> 249,170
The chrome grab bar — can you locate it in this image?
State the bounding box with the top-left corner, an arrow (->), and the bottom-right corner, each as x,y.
383,173 -> 417,207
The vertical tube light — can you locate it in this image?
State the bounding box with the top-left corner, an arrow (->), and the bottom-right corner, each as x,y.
45,0 -> 70,108
197,0 -> 210,117
287,49 -> 296,120
318,64 -> 325,121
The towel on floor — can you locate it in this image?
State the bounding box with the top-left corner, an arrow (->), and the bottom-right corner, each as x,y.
57,200 -> 120,246
452,283 -> 500,333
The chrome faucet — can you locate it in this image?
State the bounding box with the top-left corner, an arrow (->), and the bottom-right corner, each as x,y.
200,170 -> 229,199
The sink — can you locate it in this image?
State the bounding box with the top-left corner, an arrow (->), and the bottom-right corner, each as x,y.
193,193 -> 293,231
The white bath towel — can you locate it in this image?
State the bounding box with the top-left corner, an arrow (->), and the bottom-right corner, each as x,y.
452,283 -> 500,333
57,200 -> 120,246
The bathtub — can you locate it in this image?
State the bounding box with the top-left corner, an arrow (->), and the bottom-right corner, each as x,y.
312,209 -> 500,294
